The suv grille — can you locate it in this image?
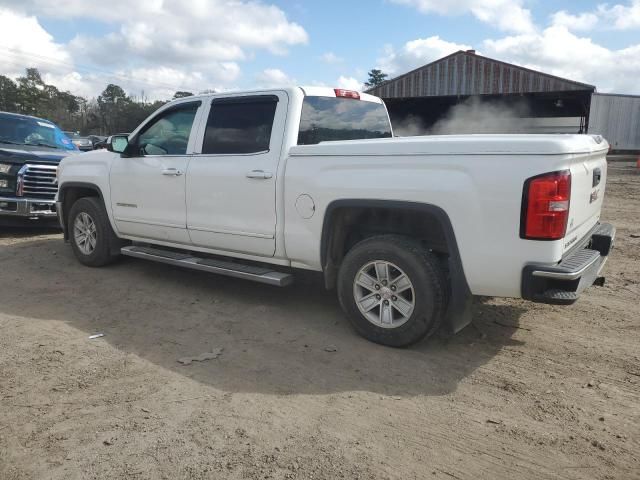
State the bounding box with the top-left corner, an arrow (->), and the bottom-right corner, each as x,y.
18,164 -> 58,200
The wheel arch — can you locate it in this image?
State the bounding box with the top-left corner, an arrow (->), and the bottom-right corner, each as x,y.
320,199 -> 472,333
58,182 -> 106,241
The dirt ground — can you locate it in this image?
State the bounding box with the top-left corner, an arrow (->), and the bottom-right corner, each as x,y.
1,163 -> 638,480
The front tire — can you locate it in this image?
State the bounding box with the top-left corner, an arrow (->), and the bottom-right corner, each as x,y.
337,235 -> 448,347
68,197 -> 120,267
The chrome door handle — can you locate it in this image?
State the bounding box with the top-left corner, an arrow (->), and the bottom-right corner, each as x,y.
162,168 -> 183,176
246,170 -> 273,179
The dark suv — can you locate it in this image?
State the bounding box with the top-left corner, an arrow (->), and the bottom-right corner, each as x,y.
0,111 -> 78,223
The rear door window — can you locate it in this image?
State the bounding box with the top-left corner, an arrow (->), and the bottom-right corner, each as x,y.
202,96 -> 279,154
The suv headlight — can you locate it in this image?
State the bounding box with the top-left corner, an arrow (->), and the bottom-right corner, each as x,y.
0,163 -> 12,174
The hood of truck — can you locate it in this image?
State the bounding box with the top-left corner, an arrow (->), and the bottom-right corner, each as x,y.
0,144 -> 78,165
289,134 -> 610,157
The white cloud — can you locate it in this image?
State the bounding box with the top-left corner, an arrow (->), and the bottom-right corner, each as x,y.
41,72 -> 101,98
597,0 -> 640,30
377,36 -> 472,75
62,0 -> 308,66
256,68 -> 296,87
483,25 -> 640,93
546,2 -> 640,32
5,0 -> 308,55
391,0 -> 640,33
0,8 -> 72,77
115,66 -> 229,100
0,1 -> 308,99
321,52 -> 344,64
550,10 -> 599,31
336,76 -> 363,91
390,0 -> 535,33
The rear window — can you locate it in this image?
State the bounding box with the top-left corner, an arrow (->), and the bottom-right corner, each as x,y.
297,96 -> 392,145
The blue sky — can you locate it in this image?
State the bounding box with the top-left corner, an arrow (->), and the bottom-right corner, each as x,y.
1,0 -> 640,99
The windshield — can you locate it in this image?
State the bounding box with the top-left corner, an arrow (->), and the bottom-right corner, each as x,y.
298,96 -> 392,145
0,115 -> 76,150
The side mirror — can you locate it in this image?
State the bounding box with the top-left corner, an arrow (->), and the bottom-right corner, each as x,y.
109,135 -> 129,154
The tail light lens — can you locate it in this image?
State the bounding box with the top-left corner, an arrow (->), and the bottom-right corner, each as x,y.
521,170 -> 571,240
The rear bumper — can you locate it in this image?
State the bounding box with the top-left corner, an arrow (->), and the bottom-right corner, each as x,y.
0,196 -> 57,219
522,223 -> 615,305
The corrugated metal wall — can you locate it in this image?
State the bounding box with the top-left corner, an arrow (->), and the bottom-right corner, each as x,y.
368,51 -> 592,99
589,94 -> 640,151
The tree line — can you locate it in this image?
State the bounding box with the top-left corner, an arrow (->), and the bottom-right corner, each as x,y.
0,67 -> 389,136
0,68 -> 194,135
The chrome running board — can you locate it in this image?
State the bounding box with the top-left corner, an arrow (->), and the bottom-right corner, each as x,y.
121,245 -> 293,287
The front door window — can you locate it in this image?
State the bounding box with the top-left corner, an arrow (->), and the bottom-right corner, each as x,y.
136,103 -> 199,156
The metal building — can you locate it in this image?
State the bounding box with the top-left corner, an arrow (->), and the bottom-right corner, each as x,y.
589,93 -> 640,152
366,50 -> 596,135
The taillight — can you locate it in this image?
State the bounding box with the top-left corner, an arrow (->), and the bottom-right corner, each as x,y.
334,88 -> 360,100
521,170 -> 571,240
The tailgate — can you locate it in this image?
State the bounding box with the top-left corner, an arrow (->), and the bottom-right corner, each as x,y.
563,150 -> 608,253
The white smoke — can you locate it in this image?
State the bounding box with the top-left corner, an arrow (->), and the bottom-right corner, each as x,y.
393,97 -> 534,136
392,114 -> 429,136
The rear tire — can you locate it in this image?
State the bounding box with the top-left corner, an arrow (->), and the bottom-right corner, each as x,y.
68,197 -> 121,267
337,235 -> 447,347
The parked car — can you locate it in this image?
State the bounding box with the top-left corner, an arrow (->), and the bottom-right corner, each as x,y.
56,87 -> 614,347
63,131 -> 94,151
0,111 -> 78,224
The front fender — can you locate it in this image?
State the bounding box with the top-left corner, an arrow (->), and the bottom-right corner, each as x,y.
57,150 -> 117,235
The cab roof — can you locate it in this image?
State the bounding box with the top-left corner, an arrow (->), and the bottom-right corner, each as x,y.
168,86 -> 383,107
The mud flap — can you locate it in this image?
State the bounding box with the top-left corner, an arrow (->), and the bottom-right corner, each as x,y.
444,257 -> 473,334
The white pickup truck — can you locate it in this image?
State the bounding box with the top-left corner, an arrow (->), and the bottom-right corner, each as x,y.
56,86 -> 615,347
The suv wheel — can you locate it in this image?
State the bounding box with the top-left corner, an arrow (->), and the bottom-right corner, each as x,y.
337,235 -> 448,347
68,197 -> 121,267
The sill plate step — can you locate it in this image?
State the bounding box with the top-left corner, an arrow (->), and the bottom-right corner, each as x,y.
121,245 -> 293,287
